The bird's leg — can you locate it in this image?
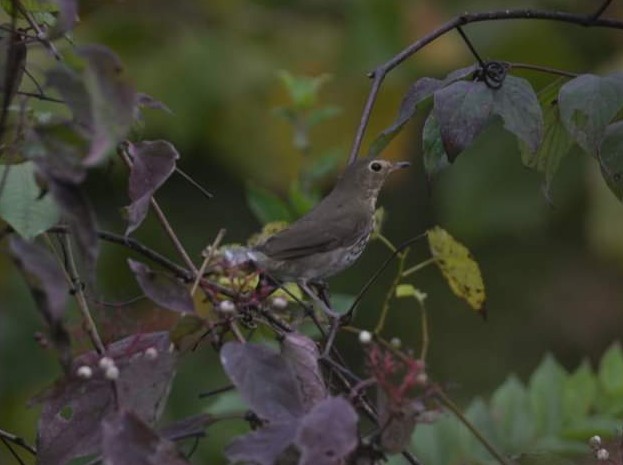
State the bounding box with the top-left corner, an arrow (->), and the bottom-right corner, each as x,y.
311,280 -> 331,307
298,281 -> 340,319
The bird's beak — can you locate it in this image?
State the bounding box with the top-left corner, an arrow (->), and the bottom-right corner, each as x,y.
390,161 -> 411,171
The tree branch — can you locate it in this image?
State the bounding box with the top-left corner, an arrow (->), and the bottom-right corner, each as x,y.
348,7 -> 623,163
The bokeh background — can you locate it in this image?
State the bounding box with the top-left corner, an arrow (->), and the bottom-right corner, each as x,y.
2,0 -> 623,463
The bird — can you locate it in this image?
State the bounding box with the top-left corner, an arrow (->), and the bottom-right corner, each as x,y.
248,157 -> 410,289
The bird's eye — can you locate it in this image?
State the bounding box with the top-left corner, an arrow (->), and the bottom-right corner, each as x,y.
369,162 -> 382,172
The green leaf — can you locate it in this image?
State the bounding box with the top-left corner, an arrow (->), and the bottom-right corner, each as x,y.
493,75 -> 543,153
422,112 -> 449,181
0,162 -> 60,239
307,105 -> 341,128
558,73 -> 623,156
288,179 -> 317,217
277,71 -> 331,110
562,359 -> 596,423
246,184 -> 293,224
433,80 -> 494,161
528,354 -> 567,436
598,121 -> 623,200
395,284 -> 426,303
520,78 -> 574,190
490,375 -> 535,453
598,342 -> 623,397
458,398 -> 497,463
411,414 -> 462,465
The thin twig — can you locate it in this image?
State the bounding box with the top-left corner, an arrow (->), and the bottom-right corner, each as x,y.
347,7 -> 623,163
198,384 -> 235,398
175,167 -> 214,200
402,257 -> 436,278
191,228 -> 226,296
61,234 -> 106,354
0,429 -> 36,455
374,249 -> 408,334
0,437 -> 26,465
508,62 -> 577,78
456,26 -> 484,66
436,388 -> 512,465
17,90 -> 65,103
118,143 -> 198,275
13,0 -> 61,60
591,0 -> 613,20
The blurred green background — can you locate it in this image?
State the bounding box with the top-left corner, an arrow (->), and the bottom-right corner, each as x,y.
2,0 -> 623,463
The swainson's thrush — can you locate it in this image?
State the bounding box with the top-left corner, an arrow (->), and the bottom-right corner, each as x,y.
249,158 -> 410,284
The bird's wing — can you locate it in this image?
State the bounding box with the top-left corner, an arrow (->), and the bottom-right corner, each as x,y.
256,204 -> 370,260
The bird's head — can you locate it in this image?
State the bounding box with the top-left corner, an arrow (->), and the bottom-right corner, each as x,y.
336,157 -> 410,201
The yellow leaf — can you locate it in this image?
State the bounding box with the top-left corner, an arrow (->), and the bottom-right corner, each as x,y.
247,221 -> 289,247
372,207 -> 385,239
427,226 -> 486,316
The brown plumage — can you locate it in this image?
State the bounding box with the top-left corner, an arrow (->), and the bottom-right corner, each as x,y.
250,157 -> 410,283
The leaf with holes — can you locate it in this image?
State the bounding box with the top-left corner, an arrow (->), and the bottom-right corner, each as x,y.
421,112 -> 450,181
0,162 -> 59,239
34,332 -> 176,465
369,65 -> 476,157
433,80 -> 494,161
128,259 -> 194,314
493,75 -> 543,153
427,226 -> 486,315
220,341 -> 305,422
558,73 -> 623,156
102,410 -> 189,465
125,140 -> 180,235
598,121 -> 623,200
295,396 -> 358,465
520,78 -> 574,191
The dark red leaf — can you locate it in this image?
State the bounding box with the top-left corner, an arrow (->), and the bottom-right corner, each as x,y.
159,414 -> 214,442
220,341 -> 305,422
433,80 -> 494,161
9,236 -> 71,368
48,179 -> 99,276
102,410 -> 190,465
77,45 -> 135,166
281,333 -> 326,412
368,65 -> 476,157
125,140 -> 180,235
492,75 -> 543,154
295,396 -> 358,465
35,332 -> 176,465
127,259 -> 194,314
225,422 -> 298,465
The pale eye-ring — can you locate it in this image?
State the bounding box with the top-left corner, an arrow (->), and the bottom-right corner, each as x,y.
369,161 -> 382,172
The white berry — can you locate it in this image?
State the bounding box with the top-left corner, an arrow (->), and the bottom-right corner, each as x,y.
219,300 -> 236,313
76,365 -> 92,379
271,296 -> 288,310
589,435 -> 602,448
144,347 -> 158,360
105,365 -> 120,380
358,330 -> 373,344
596,448 -> 609,461
98,357 -> 114,369
390,337 -> 402,348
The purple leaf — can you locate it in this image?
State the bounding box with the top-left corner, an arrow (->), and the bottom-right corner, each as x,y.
125,140 -> 180,235
377,390 -> 423,454
159,414 -> 214,442
368,65 -> 476,157
9,236 -> 71,367
102,410 -> 190,465
492,75 -> 543,154
48,179 -> 99,276
46,66 -> 93,135
599,121 -> 623,200
128,259 -> 194,314
281,333 -> 326,412
434,80 -> 494,161
135,93 -> 172,115
225,422 -> 298,465
295,397 -> 358,465
77,45 -> 136,166
559,73 -> 623,157
421,112 -> 449,182
220,341 -> 305,422
35,332 -> 176,465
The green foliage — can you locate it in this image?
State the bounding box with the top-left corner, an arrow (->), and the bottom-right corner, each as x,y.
412,344 -> 623,465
